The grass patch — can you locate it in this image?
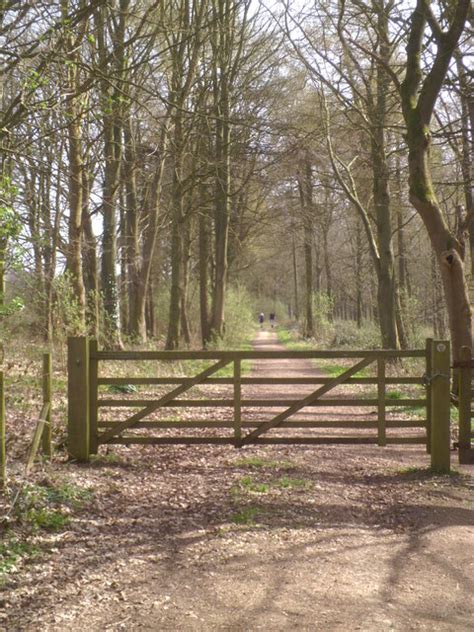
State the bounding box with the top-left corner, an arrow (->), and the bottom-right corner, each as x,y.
0,478 -> 94,582
392,404 -> 426,418
43,482 -> 94,509
238,476 -> 269,493
397,465 -> 462,478
276,476 -> 310,489
276,327 -> 315,350
232,456 -> 295,471
320,362 -> 371,378
386,390 -> 403,400
13,480 -> 93,530
230,506 -> 261,525
0,536 -> 41,581
25,508 -> 70,531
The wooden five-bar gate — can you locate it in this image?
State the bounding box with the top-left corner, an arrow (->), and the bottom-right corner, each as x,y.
67,337 -> 453,471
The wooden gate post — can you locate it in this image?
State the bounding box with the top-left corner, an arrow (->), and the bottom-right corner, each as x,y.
425,338 -> 433,453
233,358 -> 241,446
89,339 -> 99,455
377,357 -> 386,446
0,371 -> 5,489
430,340 -> 450,473
68,337 -> 90,462
42,352 -> 52,458
458,345 -> 472,464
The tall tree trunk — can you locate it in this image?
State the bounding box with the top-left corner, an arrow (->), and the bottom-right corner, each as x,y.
355,220 -> 363,329
455,53 -> 474,277
400,0 -> 471,361
372,0 -> 398,348
123,115 -> 142,339
210,81 -> 230,338
298,159 -> 314,337
166,207 -> 183,350
166,110 -> 185,350
62,0 -> 86,329
199,208 -> 211,346
95,2 -> 127,348
292,224 -> 299,320
81,172 -> 99,337
146,275 -> 156,338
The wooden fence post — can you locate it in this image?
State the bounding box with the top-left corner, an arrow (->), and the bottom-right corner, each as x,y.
430,340 -> 450,473
67,337 -> 90,462
425,338 -> 433,454
0,371 -> 5,489
377,357 -> 386,446
233,358 -> 241,446
458,345 -> 472,463
42,352 -> 52,458
89,339 -> 98,455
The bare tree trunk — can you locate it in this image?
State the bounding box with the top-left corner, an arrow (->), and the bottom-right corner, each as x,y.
166,207 -> 183,349
298,159 -> 314,337
292,220 -> 299,320
95,2 -> 127,348
210,78 -> 230,338
355,220 -> 363,329
123,115 -> 141,338
166,111 -> 185,350
82,172 -> 99,338
455,52 -> 474,277
400,0 -> 471,361
372,1 -> 398,348
199,208 -> 211,345
62,0 -> 86,328
146,277 -> 156,339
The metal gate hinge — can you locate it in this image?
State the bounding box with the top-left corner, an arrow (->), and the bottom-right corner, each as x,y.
422,372 -> 450,386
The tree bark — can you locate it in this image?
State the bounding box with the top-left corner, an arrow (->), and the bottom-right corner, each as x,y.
400,0 -> 472,360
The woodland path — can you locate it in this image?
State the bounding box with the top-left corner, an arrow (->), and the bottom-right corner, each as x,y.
3,331 -> 474,631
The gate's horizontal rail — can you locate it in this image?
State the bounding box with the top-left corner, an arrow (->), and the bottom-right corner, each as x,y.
97,398 -> 426,408
106,436 -> 426,445
97,376 -> 425,386
92,349 -> 426,360
97,419 -> 426,429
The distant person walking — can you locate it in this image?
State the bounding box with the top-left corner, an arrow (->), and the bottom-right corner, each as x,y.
258,312 -> 265,329
269,312 -> 276,328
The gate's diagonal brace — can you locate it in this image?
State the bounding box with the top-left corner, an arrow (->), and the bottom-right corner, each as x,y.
99,359 -> 231,444
238,356 -> 375,447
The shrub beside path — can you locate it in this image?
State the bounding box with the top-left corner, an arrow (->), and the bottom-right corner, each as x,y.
2,331 -> 474,631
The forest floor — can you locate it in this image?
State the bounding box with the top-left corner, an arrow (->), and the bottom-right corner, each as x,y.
2,331 -> 474,631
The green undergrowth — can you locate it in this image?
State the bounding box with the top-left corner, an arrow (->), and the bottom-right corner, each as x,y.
235,476 -> 269,494
276,327 -> 314,351
229,469 -> 312,526
319,361 -> 371,379
231,473 -> 312,498
11,481 -> 94,531
0,479 -> 94,584
386,390 -> 403,400
232,456 -> 295,470
0,536 -> 41,580
230,506 -> 261,525
397,465 -> 467,479
276,476 -> 310,489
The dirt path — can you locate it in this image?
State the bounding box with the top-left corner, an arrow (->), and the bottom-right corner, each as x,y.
3,332 -> 474,631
